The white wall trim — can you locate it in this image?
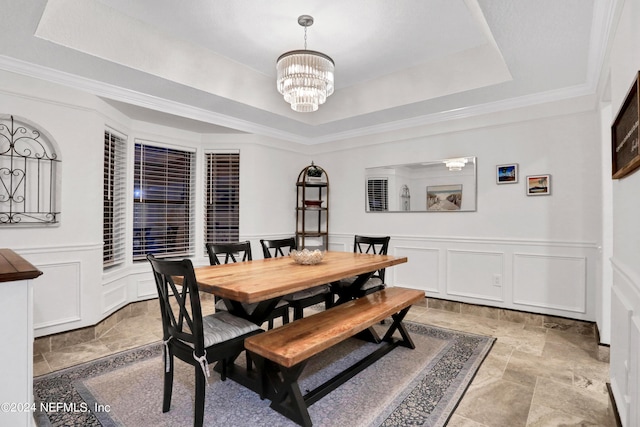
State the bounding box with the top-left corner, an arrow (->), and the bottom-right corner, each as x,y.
512,253 -> 587,314
0,54 -> 602,147
33,260 -> 82,330
136,278 -> 157,299
15,243 -> 103,254
330,232 -> 598,249
446,249 -> 505,302
102,284 -> 128,314
393,245 -> 440,293
611,256 -> 640,296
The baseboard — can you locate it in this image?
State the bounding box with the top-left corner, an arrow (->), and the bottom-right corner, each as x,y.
606,382 -> 623,427
426,296 -> 596,334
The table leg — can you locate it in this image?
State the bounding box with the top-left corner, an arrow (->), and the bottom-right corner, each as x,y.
333,271 -> 375,305
222,298 -> 281,326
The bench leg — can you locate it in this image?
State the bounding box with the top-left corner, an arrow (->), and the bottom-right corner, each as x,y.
381,306 -> 415,349
269,362 -> 312,427
251,353 -> 312,427
355,326 -> 381,343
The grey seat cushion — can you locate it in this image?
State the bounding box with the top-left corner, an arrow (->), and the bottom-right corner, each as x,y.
198,311 -> 261,348
215,299 -> 289,314
338,276 -> 384,291
283,284 -> 331,302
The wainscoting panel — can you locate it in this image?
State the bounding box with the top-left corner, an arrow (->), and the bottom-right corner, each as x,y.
446,250 -> 504,302
33,261 -> 81,329
610,285 -> 632,416
609,258 -> 640,427
630,315 -> 640,427
136,277 -> 157,299
102,284 -> 128,314
328,241 -> 348,252
329,233 -> 597,321
393,246 -> 440,293
513,253 -> 587,313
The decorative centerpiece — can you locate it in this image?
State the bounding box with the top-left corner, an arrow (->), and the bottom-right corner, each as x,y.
290,249 -> 324,265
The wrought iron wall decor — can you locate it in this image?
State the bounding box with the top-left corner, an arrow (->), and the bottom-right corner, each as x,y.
0,115 -> 60,224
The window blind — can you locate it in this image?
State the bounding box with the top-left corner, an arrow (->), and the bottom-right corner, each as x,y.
367,178 -> 388,211
205,152 -> 239,245
103,129 -> 127,268
133,142 -> 195,260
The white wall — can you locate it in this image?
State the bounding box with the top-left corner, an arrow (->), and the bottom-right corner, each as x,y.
0,65 -> 607,349
606,0 -> 640,424
316,111 -> 602,322
0,70 -> 306,337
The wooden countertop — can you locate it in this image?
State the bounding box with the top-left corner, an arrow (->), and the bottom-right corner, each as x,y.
0,249 -> 43,283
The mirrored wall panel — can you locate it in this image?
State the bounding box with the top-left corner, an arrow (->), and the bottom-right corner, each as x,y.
365,157 -> 477,212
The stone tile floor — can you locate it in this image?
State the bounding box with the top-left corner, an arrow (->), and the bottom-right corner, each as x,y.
33,297 -> 618,426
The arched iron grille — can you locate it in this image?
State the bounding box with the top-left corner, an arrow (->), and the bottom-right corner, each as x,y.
0,115 -> 60,224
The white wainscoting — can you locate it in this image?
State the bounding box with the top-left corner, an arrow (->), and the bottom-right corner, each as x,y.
331,234 -> 597,322
20,235 -> 598,341
102,283 -> 128,314
394,246 -> 439,293
630,315 -> 640,427
513,253 -> 587,313
16,244 -> 105,337
33,261 -> 82,329
136,276 -> 157,299
447,249 -> 504,302
610,258 -> 640,427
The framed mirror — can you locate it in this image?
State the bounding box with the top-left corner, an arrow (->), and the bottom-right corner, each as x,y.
365,156 -> 477,212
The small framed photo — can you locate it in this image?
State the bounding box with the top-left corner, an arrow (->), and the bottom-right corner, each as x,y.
496,164 -> 518,184
526,175 -> 551,196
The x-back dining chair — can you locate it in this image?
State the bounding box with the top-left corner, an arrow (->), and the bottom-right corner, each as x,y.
147,254 -> 262,427
205,241 -> 290,329
259,237 -> 333,320
332,235 -> 391,303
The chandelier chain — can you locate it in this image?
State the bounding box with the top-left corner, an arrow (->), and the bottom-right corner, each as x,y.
304,26 -> 308,50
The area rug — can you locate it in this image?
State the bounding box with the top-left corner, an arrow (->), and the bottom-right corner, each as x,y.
33,322 -> 494,427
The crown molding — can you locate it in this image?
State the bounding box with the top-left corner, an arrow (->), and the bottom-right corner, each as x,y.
0,49 -> 604,147
307,83 -> 598,146
0,55 -> 308,143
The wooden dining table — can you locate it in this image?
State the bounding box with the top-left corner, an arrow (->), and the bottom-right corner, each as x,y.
193,250 -> 408,396
194,250 -> 407,325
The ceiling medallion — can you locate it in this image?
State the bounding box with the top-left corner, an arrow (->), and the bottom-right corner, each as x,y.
276,15 -> 335,113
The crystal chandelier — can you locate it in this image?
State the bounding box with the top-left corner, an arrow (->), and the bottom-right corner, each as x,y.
276,15 -> 334,113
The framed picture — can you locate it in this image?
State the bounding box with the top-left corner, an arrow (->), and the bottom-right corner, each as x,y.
526,175 -> 551,196
427,184 -> 462,211
612,71 -> 640,179
496,164 -> 518,184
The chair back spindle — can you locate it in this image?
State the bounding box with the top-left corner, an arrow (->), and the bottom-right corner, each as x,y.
206,241 -> 252,265
149,256 -> 205,353
260,237 -> 297,259
354,235 -> 390,283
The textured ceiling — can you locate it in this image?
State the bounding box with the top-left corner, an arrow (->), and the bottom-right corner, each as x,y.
0,0 -> 614,144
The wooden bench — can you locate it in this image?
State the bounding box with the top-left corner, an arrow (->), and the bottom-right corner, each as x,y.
244,286 -> 424,427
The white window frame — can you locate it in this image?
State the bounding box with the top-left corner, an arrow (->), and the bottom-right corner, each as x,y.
204,150 -> 240,246
133,140 -> 196,261
103,127 -> 128,268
